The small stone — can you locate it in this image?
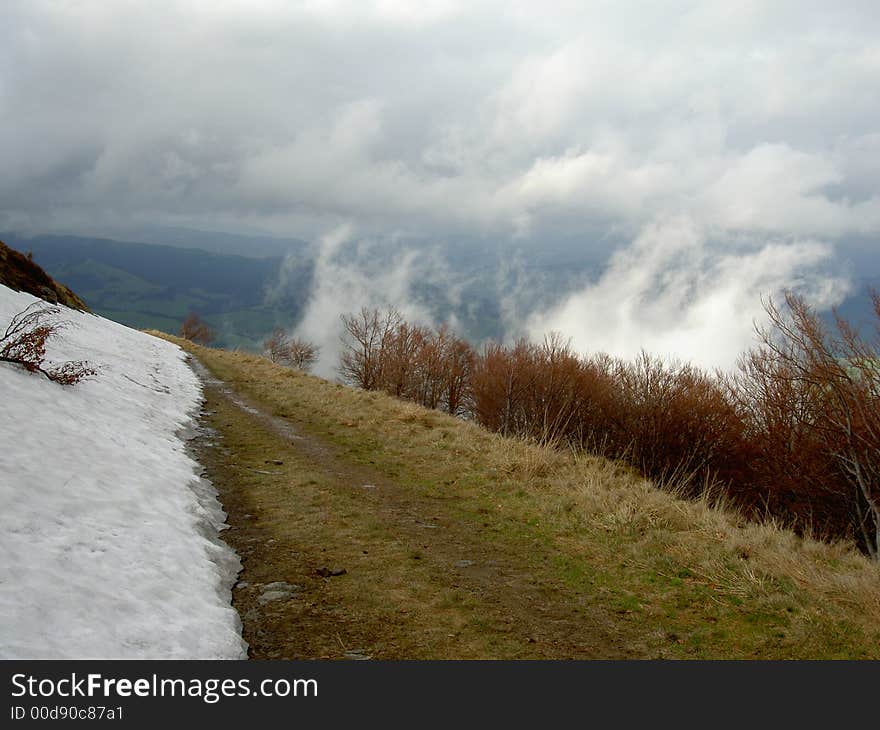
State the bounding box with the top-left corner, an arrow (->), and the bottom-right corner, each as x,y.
316,567 -> 347,577
256,581 -> 302,604
344,650 -> 371,661
258,590 -> 291,604
263,581 -> 300,592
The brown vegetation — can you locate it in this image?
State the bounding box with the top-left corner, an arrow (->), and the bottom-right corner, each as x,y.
337,294 -> 880,559
0,239 -> 88,310
0,302 -> 96,385
731,292 -> 880,559
157,334 -> 880,658
179,312 -> 215,345
263,327 -> 319,372
338,308 -> 474,415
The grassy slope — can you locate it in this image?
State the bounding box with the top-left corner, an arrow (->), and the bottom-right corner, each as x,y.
169,337 -> 880,658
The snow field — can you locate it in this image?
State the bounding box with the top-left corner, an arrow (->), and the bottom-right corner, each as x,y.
0,285 -> 246,658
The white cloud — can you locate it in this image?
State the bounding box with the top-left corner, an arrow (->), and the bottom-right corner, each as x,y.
3,0 -> 879,242
2,1 -> 879,365
526,216 -> 851,370
291,225 -> 436,378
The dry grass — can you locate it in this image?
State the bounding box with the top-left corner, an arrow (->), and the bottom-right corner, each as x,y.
156,333 -> 880,658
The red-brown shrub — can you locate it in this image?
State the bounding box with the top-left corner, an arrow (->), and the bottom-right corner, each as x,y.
1,303 -> 96,385
337,295 -> 880,558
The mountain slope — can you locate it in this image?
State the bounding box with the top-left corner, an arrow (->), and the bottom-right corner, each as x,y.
0,239 -> 88,310
2,233 -> 312,349
167,336 -> 880,659
0,284 -> 245,658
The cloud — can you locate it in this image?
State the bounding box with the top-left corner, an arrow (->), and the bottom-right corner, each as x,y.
526,216 -> 851,370
2,1 -> 879,243
290,224 -> 437,378
2,1 -> 878,365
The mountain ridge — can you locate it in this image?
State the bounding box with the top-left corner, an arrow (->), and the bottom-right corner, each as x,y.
0,239 -> 88,311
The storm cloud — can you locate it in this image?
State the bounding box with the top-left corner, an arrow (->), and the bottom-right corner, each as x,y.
3,1 -> 879,365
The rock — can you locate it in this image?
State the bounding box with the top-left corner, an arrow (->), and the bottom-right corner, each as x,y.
263,581 -> 298,591
455,560 -> 475,568
38,285 -> 58,303
258,590 -> 291,604
256,581 -> 302,604
316,567 -> 347,577
266,459 -> 284,465
344,650 -> 371,660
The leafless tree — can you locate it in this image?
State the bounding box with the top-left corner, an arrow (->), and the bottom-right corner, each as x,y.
380,320 -> 426,398
180,312 -> 214,345
286,337 -> 320,371
752,291 -> 880,558
443,334 -> 475,417
264,327 -> 290,363
338,307 -> 401,389
264,327 -> 320,371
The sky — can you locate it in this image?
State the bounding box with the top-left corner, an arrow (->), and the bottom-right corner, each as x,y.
2,1 -> 879,370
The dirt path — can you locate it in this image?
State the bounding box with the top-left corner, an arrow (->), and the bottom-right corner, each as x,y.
192,357 -> 638,659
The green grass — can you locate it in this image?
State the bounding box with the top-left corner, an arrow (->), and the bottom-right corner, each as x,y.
160,335 -> 880,659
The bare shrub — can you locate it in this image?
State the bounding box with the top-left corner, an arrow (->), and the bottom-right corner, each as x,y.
338,309 -> 475,416
615,352 -> 747,496
382,320 -> 428,398
739,292 -> 880,558
0,302 -> 96,385
471,339 -> 543,436
286,338 -> 320,371
264,327 -> 320,371
180,312 -> 214,345
338,307 -> 401,390
333,293 -> 880,559
264,327 -> 290,363
442,333 -> 475,417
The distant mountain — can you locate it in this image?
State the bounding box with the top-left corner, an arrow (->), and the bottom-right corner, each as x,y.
120,224 -> 311,259
2,233 -> 312,349
6,228 -> 875,356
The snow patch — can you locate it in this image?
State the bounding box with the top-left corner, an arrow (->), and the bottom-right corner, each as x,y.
0,285 -> 246,658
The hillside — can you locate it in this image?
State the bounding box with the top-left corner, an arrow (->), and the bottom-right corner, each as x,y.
0,239 -> 88,310
165,336 -> 880,659
0,284 -> 244,658
1,233 -> 312,349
